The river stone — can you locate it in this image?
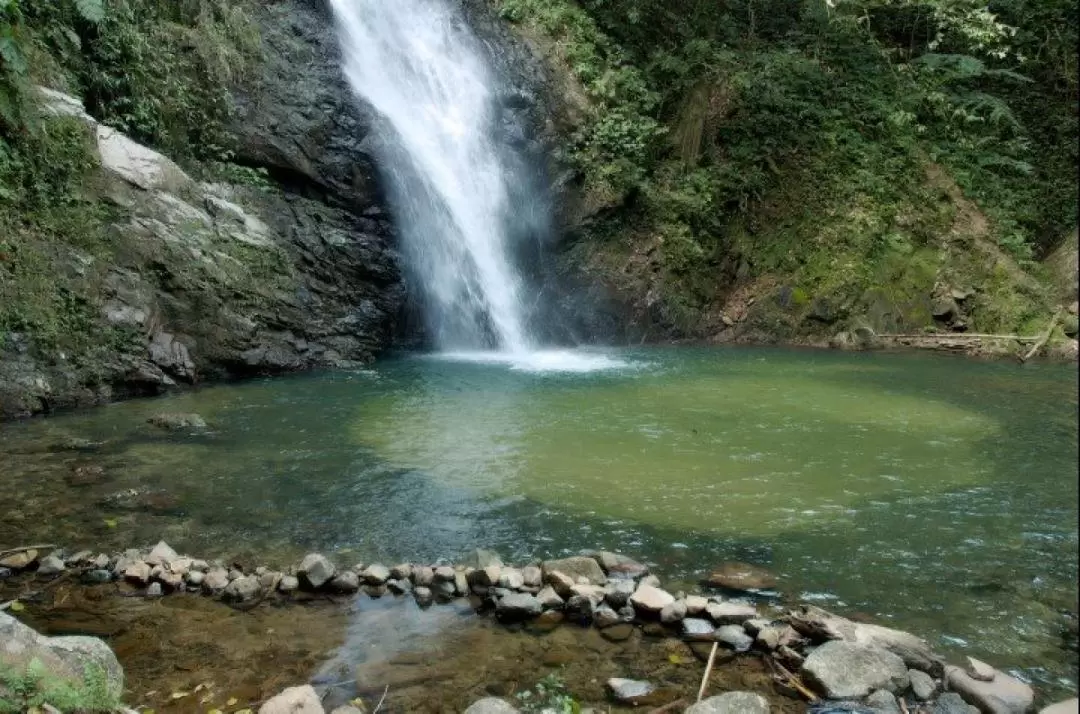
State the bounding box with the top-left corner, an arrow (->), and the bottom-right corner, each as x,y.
630,583 -> 675,614
124,561 -> 151,585
298,553 -> 336,589
184,570 -> 205,587
932,692 -> 980,714
84,569 -> 113,584
1040,700 -> 1079,714
565,594 -> 596,624
278,575 -> 300,593
147,413 -> 207,431
390,564 -> 413,580
1,612 -> 124,700
803,641 -> 909,699
413,566 -> 435,586
413,586 -> 433,607
685,691 -> 770,714
386,579 -> 409,595
546,570 -> 576,598
945,663 -> 1034,714
146,541 -> 178,566
145,582 -> 163,598
37,554 -> 66,576
361,564 -> 390,585
682,618 -> 716,640
258,572 -> 280,589
499,568 -> 525,589
224,575 -> 261,601
963,656 -> 996,682
202,567 -> 230,593
465,549 -> 503,569
594,605 -> 621,628
866,689 -> 902,714
686,595 -> 709,615
537,586 -> 564,609
433,565 -> 455,581
66,550 -> 93,566
706,562 -> 777,591
258,684 -> 324,714
641,574 -> 661,588
522,565 -> 542,587
607,678 -> 655,705
660,600 -> 688,624
464,697 -> 519,714
0,549 -> 38,570
191,559 -> 209,572
92,553 -> 111,569
330,571 -> 361,593
593,551 -> 649,579
706,601 -> 757,624
571,583 -> 605,604
158,571 -> 184,591
469,565 -> 503,589
170,557 -> 193,576
542,556 -> 606,585
601,623 -> 636,642
909,669 -> 936,700
605,579 -> 636,608
716,624 -> 753,652
454,571 -> 469,596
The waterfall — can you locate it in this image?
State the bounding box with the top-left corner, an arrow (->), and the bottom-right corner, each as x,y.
329,0 -> 537,353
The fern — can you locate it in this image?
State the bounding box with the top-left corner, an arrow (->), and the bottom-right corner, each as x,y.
73,0 -> 104,24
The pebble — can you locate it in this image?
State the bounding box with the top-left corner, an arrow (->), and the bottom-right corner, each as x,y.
715,624 -> 753,652
606,678 -> 655,705
37,554 -> 66,576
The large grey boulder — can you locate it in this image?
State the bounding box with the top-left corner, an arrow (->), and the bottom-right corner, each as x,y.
1,611 -> 123,700
684,691 -> 770,714
496,593 -> 542,621
802,641 -> 909,699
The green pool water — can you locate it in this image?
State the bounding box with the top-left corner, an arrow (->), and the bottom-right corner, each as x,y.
1,346 -> 1076,698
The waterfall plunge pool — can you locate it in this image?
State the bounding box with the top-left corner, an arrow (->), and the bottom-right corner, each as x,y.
1,346 -> 1076,701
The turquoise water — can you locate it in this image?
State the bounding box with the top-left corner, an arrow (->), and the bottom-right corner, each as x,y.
1,346 -> 1076,697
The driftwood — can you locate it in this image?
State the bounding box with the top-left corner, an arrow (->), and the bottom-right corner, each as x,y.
696,641 -> 719,702
768,656 -> 819,702
1020,308 -> 1063,362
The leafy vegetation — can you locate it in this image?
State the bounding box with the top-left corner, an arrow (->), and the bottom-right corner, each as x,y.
502,0 -> 1076,335
515,673 -> 581,714
0,658 -> 120,713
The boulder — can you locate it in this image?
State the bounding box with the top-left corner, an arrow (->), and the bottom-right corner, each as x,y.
496,593 -> 542,621
594,605 -> 622,628
1040,700 -> 1079,714
37,554 -> 66,576
522,565 -> 542,587
866,689 -> 902,714
705,562 -> 777,591
223,575 -> 262,602
433,565 -> 455,582
963,656 -> 996,682
715,624 -> 753,652
605,579 -> 636,608
1,611 -> 124,700
464,549 -> 503,569
0,549 -> 39,570
278,575 -> 300,593
945,663 -> 1034,714
536,586 -> 565,610
147,413 -> 208,431
592,552 -> 649,579
685,595 -> 709,615
802,641 -> 909,699
630,583 -> 675,614
933,692 -> 980,714
545,570 -> 576,598
362,564 -> 391,585
660,600 -> 688,624
390,564 -> 413,580
684,691 -> 770,714
464,698 -> 519,714
706,601 -> 757,624
909,669 -> 937,701
498,568 -> 525,590
606,678 -> 655,705
682,618 -> 716,640
258,685 -> 325,714
124,561 -> 151,585
330,571 -> 361,593
202,567 -> 230,593
542,556 -> 606,585
298,553 -> 336,589
145,540 -> 179,566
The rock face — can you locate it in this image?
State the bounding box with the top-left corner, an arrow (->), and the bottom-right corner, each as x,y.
685,691 -> 770,714
1,611 -> 124,701
802,640 -> 910,699
2,48 -> 403,421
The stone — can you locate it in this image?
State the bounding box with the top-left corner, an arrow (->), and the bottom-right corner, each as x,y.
454,570 -> 469,596
413,566 -> 435,586
545,570 -> 576,598
682,618 -> 716,640
184,570 -> 205,587
594,605 -> 622,628
0,567 -> 11,579
433,565 -> 455,581
0,549 -> 38,570
641,574 -> 662,588
65,551 -> 93,566
802,641 -> 909,699
390,563 -> 413,580
191,559 -> 209,572
37,554 -> 66,576
932,692 -> 980,714
92,554 -> 111,569
433,580 -> 457,600
145,582 -> 163,598
522,565 -> 542,587
464,549 -> 503,569
146,413 -> 207,431
146,541 -> 178,566
224,575 -> 261,602
606,678 -> 655,705
499,568 -> 525,589
298,553 -> 336,589
945,663 -> 1034,714
601,623 -> 636,642
866,689 -> 902,714
593,552 -> 649,579
534,611 -> 565,630
543,556 -> 606,585
605,579 -> 636,608
1062,315 -> 1079,338
571,583 -> 605,604
630,583 -> 676,614
258,572 -> 280,590
83,569 -> 113,584
158,571 -> 184,591
684,691 -> 770,714
202,567 -> 230,593
686,595 -> 709,615
660,600 -> 688,624
330,571 -> 361,593
705,562 -> 777,591
963,656 -> 996,682
463,698 -> 519,714
170,557 -> 193,576
706,601 -> 757,624
565,595 -> 596,623
1040,700 -> 1079,714
755,624 -> 791,650
124,561 -> 151,585
469,565 -> 503,588
909,669 -> 936,700
537,586 -> 565,610
258,684 -> 324,714
715,624 -> 753,652
1,611 -> 124,700
278,575 -> 300,593
413,586 -> 434,606
386,579 -> 409,595
932,297 -> 960,321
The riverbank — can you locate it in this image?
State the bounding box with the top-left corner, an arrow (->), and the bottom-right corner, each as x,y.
1,542 -> 1076,713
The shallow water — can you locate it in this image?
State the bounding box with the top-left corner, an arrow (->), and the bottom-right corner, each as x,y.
1,346 -> 1077,699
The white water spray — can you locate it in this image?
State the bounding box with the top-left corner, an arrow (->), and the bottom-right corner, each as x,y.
330,0 -> 533,353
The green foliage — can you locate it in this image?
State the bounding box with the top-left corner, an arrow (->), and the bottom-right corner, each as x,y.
515,674 -> 580,714
0,658 -> 120,713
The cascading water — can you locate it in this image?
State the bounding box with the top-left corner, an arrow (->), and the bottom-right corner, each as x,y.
330,0 -> 535,353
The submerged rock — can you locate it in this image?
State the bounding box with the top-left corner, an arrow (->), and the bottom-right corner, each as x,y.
606,678 -> 655,705
802,641 -> 909,699
705,562 -> 777,591
685,691 -> 770,714
715,624 -> 754,652
258,684 -> 324,714
147,413 -> 208,431
37,554 -> 66,576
